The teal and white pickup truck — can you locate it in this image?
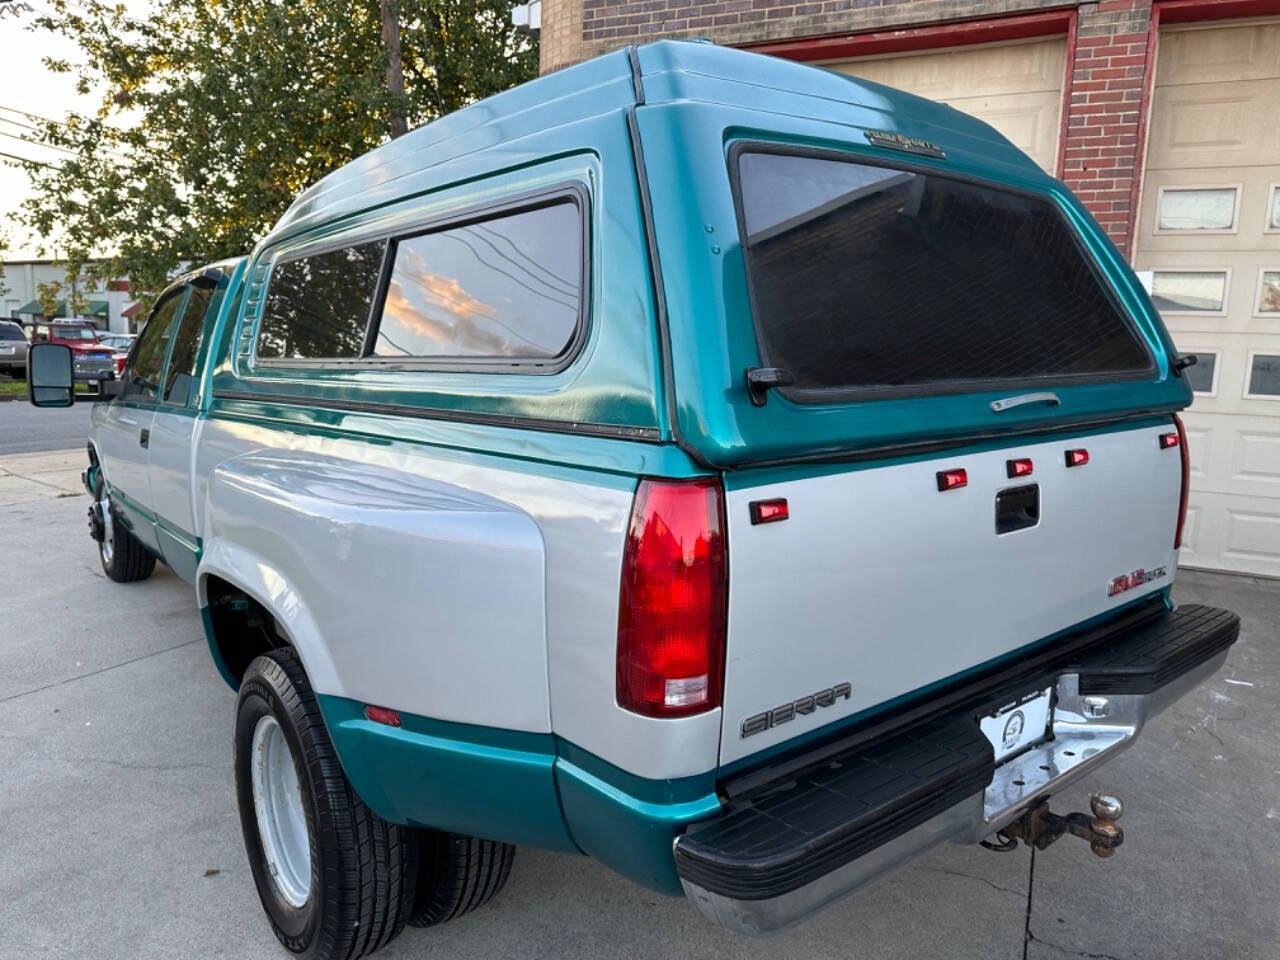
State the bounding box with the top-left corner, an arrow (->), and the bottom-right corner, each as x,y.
29,40 -> 1240,959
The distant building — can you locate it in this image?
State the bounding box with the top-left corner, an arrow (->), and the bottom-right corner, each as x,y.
3,260 -> 135,333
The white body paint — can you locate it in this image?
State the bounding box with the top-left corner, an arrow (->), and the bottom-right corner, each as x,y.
190,417 -> 722,779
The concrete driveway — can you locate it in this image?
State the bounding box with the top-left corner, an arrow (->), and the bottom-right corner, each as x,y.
1,458 -> 1277,960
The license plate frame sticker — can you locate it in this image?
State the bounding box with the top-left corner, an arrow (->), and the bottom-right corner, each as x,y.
980,687 -> 1053,764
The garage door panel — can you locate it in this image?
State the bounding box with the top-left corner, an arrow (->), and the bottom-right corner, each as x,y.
1138,170 -> 1278,252
832,38 -> 1065,173
835,40 -> 1065,98
1232,429 -> 1280,488
1182,412 -> 1280,498
1146,78 -> 1280,170
944,91 -> 1061,168
1178,493 -> 1280,576
1147,264 -> 1280,334
1222,507 -> 1280,569
1155,21 -> 1280,86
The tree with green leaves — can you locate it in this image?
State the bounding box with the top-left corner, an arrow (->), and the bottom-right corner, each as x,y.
15,0 -> 538,311
36,280 -> 62,319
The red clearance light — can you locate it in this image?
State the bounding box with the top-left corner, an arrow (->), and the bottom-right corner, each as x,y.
749,498 -> 789,525
1173,415 -> 1190,549
363,705 -> 401,727
1159,432 -> 1180,449
936,468 -> 967,492
617,478 -> 727,718
1006,458 -> 1034,479
1065,449 -> 1089,468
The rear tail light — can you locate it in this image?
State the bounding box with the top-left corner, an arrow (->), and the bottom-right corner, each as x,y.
936,468 -> 967,491
616,478 -> 727,718
1173,414 -> 1190,549
1065,449 -> 1089,468
1159,432 -> 1180,449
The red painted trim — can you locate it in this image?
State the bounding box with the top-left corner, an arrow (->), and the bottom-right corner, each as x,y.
1158,0 -> 1280,24
745,8 -> 1075,63
1054,9 -> 1079,179
1127,3 -> 1163,259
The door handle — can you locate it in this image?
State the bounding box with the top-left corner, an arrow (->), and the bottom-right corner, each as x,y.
139,428 -> 150,449
990,392 -> 1061,413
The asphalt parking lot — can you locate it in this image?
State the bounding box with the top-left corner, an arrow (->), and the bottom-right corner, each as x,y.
1,451 -> 1277,960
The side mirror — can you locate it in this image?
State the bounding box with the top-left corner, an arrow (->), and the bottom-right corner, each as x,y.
28,343 -> 75,407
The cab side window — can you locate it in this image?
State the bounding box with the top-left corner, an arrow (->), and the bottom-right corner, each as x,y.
125,290 -> 186,401
163,283 -> 215,406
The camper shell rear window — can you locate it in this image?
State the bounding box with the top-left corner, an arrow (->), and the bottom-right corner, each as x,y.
731,145 -> 1155,402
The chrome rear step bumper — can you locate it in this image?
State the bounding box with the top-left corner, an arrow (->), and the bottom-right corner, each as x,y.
676,604 -> 1239,935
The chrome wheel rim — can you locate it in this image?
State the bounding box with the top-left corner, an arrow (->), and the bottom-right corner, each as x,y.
250,714 -> 312,908
99,492 -> 114,565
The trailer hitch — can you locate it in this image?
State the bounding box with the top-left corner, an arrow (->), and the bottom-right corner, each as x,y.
1003,794 -> 1124,858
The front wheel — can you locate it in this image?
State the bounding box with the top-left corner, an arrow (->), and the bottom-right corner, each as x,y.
235,649 -> 418,960
93,474 -> 155,583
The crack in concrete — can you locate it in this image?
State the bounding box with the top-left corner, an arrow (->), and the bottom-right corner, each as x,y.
1026,927 -> 1130,960
915,864 -> 1024,898
0,638 -> 202,706
0,731 -> 225,773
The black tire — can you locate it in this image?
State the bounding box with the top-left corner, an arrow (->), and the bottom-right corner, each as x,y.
235,649 -> 418,960
408,831 -> 516,927
94,474 -> 156,583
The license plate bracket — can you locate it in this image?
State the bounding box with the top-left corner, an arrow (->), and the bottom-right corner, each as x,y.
980,687 -> 1053,764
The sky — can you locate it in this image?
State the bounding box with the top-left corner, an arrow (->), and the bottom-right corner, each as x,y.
0,0 -> 146,260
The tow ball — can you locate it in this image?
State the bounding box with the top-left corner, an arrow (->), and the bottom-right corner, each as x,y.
1003,794 -> 1124,858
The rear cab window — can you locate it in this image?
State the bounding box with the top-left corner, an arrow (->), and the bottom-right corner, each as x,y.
733,147 -> 1155,403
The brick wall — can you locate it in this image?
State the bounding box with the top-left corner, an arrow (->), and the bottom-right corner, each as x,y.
1060,0 -> 1154,253
542,0 -> 1071,70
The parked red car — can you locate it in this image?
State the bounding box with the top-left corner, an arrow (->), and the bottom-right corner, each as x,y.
95,332 -> 136,376
28,321 -> 117,382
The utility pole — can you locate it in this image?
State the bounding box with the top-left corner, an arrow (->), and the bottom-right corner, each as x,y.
381,0 -> 408,139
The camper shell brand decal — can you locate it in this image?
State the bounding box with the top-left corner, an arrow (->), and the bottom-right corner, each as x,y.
1107,565 -> 1168,598
740,682 -> 852,738
863,130 -> 945,159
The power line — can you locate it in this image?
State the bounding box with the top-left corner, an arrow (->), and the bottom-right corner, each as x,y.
0,116 -> 130,164
0,103 -> 126,137
0,129 -> 85,159
0,148 -> 58,170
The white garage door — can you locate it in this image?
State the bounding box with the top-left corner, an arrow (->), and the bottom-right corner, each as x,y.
1135,20 -> 1280,576
829,37 -> 1067,173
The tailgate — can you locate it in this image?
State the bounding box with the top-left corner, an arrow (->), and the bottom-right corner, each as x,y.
719,421 -> 1183,766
